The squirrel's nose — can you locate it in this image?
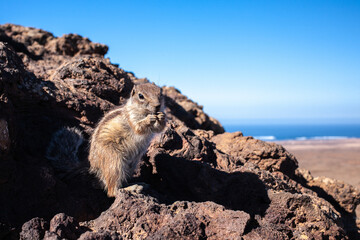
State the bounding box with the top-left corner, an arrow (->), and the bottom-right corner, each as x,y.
155,104 -> 161,112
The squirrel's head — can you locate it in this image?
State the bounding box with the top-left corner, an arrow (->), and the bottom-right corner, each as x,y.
129,83 -> 164,115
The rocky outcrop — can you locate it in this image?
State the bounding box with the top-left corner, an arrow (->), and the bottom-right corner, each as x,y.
0,24 -> 359,239
20,218 -> 48,240
87,189 -> 251,239
212,132 -> 299,178
0,23 -> 107,58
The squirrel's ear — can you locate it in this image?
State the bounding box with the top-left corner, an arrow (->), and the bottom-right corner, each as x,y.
131,88 -> 135,97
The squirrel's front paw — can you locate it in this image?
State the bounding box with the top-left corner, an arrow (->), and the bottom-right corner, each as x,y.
153,112 -> 166,132
147,114 -> 157,124
156,112 -> 165,122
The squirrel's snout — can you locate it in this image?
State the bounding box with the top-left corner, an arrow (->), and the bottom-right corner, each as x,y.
155,104 -> 161,112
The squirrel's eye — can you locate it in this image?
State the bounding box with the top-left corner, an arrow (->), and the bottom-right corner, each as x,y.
138,93 -> 144,100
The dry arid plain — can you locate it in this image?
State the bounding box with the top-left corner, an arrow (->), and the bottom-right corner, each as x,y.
277,138 -> 360,190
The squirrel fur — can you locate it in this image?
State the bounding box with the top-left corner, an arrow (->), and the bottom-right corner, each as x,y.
46,127 -> 83,174
46,83 -> 166,197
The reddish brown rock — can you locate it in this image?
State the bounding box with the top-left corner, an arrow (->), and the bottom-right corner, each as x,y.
0,23 -> 107,58
295,169 -> 360,238
79,230 -> 122,240
212,132 -> 299,178
307,176 -> 360,215
258,190 -> 346,240
150,120 -> 218,166
48,56 -> 135,125
0,41 -> 26,95
20,217 -> 48,240
0,31 -> 114,228
43,231 -> 61,240
0,24 -> 54,57
49,213 -> 80,240
46,33 -> 108,57
87,189 -> 250,240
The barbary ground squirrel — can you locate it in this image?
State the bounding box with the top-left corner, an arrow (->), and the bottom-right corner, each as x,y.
89,83 -> 166,196
47,83 -> 166,197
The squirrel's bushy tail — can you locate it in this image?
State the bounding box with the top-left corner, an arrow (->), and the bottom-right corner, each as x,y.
46,127 -> 84,173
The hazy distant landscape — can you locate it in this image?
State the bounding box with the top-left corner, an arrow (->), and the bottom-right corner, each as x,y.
224,123 -> 360,141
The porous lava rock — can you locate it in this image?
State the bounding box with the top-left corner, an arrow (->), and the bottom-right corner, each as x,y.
211,132 -> 299,178
0,23 -> 359,239
86,189 -> 251,239
19,218 -> 48,240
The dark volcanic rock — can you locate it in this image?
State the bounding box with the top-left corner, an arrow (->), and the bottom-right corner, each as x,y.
0,23 -> 359,239
212,132 -> 299,178
48,56 -> 135,125
79,230 -> 122,240
49,213 -> 80,240
46,33 -> 108,57
307,176 -> 360,215
0,222 -> 17,240
261,190 -> 345,239
20,217 -> 49,240
43,231 -> 61,240
0,23 -> 107,58
88,189 -> 250,240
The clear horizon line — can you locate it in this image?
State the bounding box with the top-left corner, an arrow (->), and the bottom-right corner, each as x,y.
219,118 -> 360,125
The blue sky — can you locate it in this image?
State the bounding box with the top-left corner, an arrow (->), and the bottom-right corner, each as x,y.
1,0 -> 360,123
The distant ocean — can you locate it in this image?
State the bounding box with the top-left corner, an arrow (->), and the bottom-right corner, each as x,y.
223,124 -> 360,141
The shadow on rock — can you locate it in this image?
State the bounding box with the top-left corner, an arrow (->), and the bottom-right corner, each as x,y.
307,185 -> 360,239
143,153 -> 270,216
